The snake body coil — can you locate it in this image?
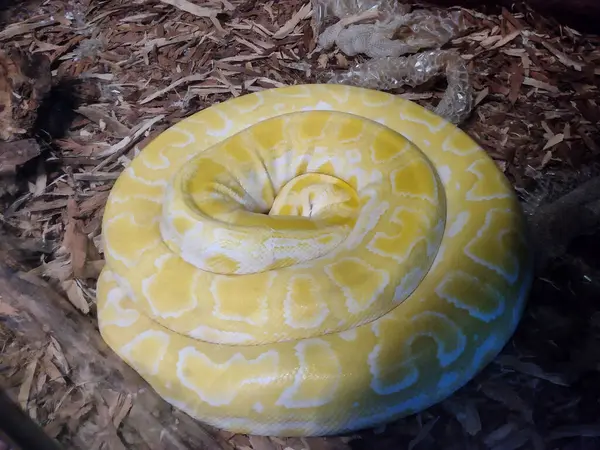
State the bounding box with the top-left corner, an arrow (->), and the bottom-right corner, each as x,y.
97,84 -> 533,437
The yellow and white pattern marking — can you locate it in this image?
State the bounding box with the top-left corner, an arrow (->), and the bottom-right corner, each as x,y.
97,84 -> 533,437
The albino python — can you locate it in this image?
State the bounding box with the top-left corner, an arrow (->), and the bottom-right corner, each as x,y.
97,84 -> 533,437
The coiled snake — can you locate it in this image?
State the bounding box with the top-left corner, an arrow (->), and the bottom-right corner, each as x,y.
97,84 -> 533,437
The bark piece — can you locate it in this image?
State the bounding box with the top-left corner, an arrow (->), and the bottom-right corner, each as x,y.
0,258 -> 234,450
0,138 -> 41,174
0,47 -> 52,142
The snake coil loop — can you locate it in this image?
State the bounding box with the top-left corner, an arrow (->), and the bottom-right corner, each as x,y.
97,85 -> 532,437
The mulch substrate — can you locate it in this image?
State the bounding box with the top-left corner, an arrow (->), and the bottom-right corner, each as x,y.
0,0 -> 599,449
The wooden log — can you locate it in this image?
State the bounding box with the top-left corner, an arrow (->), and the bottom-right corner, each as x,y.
0,388 -> 63,450
0,252 -> 234,450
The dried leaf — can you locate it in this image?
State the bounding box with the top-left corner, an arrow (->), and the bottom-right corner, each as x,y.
480,381 -> 533,422
489,428 -> 531,450
0,18 -> 57,41
98,115 -> 165,157
42,352 -> 66,384
0,300 -> 18,317
158,0 -> 221,18
79,191 -> 110,216
112,394 -> 133,429
47,337 -> 69,375
484,423 -> 520,447
490,30 -> 520,50
548,424 -> 600,440
32,160 -> 47,196
443,399 -> 481,436
273,3 -> 312,40
139,72 -> 211,104
62,279 -> 90,314
408,417 -> 438,450
508,61 -> 524,104
502,8 -> 523,30
0,139 -> 41,175
63,199 -> 88,279
249,435 -> 277,450
523,77 -> 559,93
18,354 -> 40,409
475,86 -> 489,105
540,150 -> 553,168
76,106 -> 131,137
543,133 -> 564,150
540,40 -> 585,71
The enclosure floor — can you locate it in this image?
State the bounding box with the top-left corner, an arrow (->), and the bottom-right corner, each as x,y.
1,0 -> 600,449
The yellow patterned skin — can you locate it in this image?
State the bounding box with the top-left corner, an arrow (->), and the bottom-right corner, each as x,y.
97,84 -> 533,437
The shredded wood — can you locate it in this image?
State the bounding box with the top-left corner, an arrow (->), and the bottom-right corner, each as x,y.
0,0 -> 600,449
158,0 -> 222,18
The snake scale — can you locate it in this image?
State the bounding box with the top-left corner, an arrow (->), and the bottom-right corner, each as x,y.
97,84 -> 533,437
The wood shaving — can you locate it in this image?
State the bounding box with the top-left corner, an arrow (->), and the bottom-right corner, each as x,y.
158,0 -> 222,18
273,3 -> 312,39
139,72 -> 212,104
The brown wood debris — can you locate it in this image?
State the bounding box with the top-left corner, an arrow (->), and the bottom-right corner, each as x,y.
0,0 -> 599,449
0,47 -> 52,142
0,139 -> 41,175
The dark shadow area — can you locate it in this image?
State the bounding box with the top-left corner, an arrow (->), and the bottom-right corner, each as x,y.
422,0 -> 600,35
0,388 -> 63,450
348,227 -> 600,449
7,77 -> 86,206
33,78 -> 82,142
0,0 -> 39,29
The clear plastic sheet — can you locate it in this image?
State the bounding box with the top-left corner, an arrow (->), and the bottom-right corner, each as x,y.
74,38 -> 104,60
328,50 -> 473,124
312,0 -> 473,124
318,9 -> 465,58
312,0 -> 410,34
65,0 -> 87,29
